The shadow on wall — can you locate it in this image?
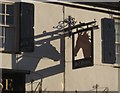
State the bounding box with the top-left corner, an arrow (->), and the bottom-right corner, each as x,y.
7,2 -> 66,83
12,29 -> 66,83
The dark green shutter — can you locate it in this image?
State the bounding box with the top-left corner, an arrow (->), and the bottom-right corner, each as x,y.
20,2 -> 34,52
14,2 -> 34,53
101,18 -> 115,64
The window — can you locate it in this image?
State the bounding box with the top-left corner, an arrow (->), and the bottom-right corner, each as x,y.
115,19 -> 120,64
0,2 -> 34,53
0,2 -> 15,53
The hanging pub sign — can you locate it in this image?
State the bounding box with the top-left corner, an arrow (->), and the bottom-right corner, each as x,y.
52,17 -> 98,69
72,29 -> 94,69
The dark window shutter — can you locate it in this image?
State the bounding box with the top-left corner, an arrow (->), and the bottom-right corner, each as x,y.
5,28 -> 15,52
13,2 -> 21,53
0,27 -> 2,48
20,2 -> 34,52
101,18 -> 115,64
2,2 -> 34,53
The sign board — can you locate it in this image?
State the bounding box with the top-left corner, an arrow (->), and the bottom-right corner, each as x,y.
72,29 -> 94,69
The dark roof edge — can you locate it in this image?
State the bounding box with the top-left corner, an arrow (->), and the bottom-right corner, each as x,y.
74,2 -> 120,11
47,2 -> 120,16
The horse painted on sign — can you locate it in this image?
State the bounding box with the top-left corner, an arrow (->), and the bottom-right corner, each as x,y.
74,32 -> 91,58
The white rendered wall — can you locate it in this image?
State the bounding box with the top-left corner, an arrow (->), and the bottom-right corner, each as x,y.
1,2 -> 119,92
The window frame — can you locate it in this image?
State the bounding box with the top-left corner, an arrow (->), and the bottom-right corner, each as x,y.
72,29 -> 94,69
115,18 -> 120,64
0,2 -> 15,53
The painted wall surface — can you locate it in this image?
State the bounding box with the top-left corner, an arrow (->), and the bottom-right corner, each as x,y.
1,1 -> 119,92
65,6 -> 118,91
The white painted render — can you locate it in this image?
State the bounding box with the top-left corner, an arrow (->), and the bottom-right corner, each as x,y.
0,1 -> 119,92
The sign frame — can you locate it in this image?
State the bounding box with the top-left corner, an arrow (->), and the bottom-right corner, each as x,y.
72,28 -> 94,69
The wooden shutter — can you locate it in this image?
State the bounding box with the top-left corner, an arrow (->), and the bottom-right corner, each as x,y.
14,2 -> 34,53
20,2 -> 34,52
5,28 -> 15,52
101,18 -> 115,64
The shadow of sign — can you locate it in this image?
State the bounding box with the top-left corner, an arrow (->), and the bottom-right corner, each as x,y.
12,29 -> 65,83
